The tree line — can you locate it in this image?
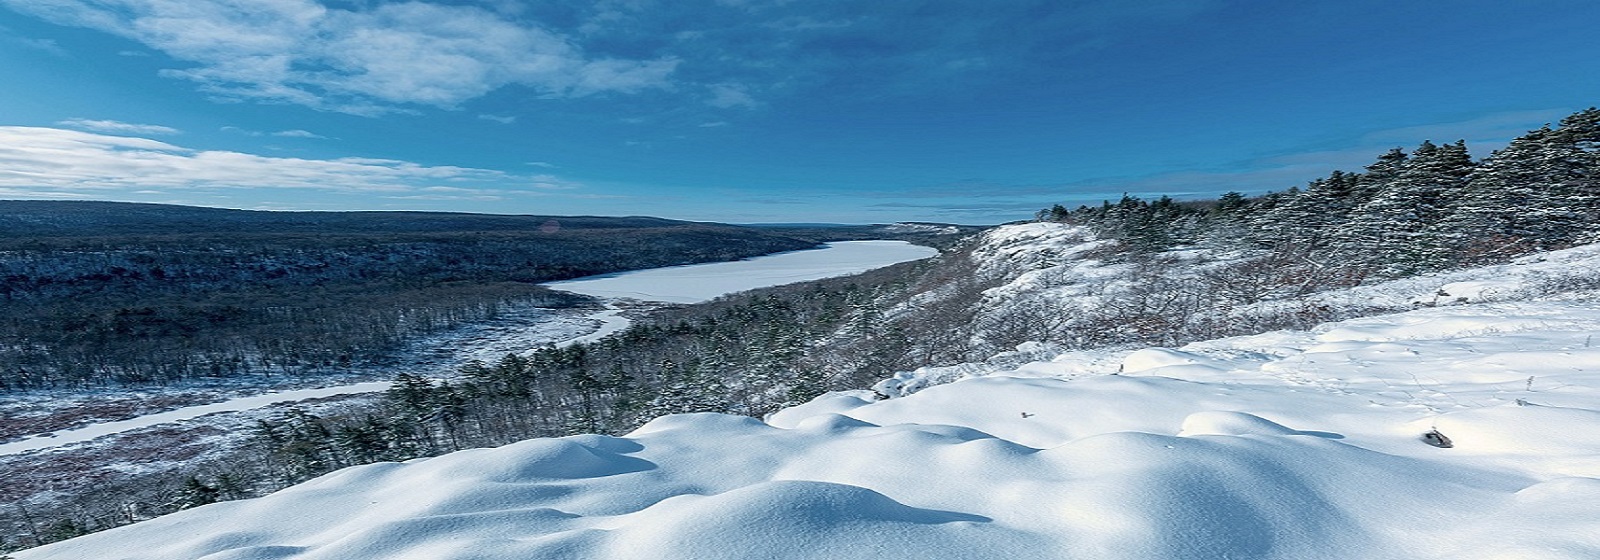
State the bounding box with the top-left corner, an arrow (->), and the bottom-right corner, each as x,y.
1041,107 -> 1600,274
0,220 -> 830,391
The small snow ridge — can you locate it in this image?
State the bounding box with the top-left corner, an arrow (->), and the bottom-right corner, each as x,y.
456,437 -> 655,482
765,391 -> 877,428
790,413 -> 880,434
1120,347 -> 1225,374
1177,411 -> 1300,437
605,481 -> 1001,560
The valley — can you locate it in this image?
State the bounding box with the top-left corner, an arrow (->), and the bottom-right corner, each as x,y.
0,233 -> 946,549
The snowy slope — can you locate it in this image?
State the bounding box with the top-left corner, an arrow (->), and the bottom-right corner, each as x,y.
20,227 -> 1600,560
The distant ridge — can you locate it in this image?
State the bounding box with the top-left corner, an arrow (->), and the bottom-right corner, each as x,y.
0,200 -> 706,237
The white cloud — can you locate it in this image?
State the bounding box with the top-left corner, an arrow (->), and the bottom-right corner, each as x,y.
478,114 -> 517,124
2,0 -> 678,114
0,126 -> 542,196
272,129 -> 325,138
528,174 -> 580,190
57,118 -> 181,135
707,83 -> 759,109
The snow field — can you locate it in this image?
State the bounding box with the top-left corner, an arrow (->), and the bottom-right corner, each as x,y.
19,223 -> 1600,559
24,296 -> 1600,558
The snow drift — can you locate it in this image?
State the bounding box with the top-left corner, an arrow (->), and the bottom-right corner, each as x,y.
19,225 -> 1600,559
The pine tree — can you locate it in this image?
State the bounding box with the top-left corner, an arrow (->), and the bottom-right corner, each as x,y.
1544,108 -> 1600,243
1199,191 -> 1251,246
1252,170 -> 1361,251
1355,147 -> 1409,202
1333,141 -> 1473,273
640,359 -> 729,418
1431,127 -> 1552,260
1399,140 -> 1475,269
1433,109 -> 1600,259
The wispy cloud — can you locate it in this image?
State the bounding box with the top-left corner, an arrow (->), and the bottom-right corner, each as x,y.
528,174 -> 581,190
58,118 -> 180,135
707,83 -> 759,109
1360,109 -> 1570,149
0,126 -> 564,199
222,126 -> 327,139
271,129 -> 325,138
478,114 -> 517,124
3,0 -> 678,114
13,36 -> 69,57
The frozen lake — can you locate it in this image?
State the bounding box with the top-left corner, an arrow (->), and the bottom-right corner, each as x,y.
543,240 -> 938,304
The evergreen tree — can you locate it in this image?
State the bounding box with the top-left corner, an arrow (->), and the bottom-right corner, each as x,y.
1433,110 -> 1600,259
1198,191 -> 1251,246
1355,147 -> 1409,202
1241,188 -> 1296,247
1251,170 -> 1361,250
1333,141 -> 1472,273
1544,108 -> 1600,243
1431,127 -> 1552,260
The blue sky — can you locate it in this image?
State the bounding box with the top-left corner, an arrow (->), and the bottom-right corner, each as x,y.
2,1 -> 1598,224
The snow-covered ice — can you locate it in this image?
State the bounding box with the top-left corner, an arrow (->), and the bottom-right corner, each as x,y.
544,240 -> 938,303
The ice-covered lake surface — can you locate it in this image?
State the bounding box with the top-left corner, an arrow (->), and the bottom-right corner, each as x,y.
544,240 -> 938,303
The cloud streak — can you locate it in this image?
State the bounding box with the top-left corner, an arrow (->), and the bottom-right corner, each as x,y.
272,129 -> 325,138
0,126 -> 562,199
3,0 -> 677,114
58,118 -> 181,135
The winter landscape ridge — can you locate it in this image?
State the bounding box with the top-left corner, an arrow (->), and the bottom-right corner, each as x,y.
15,220 -> 1600,560
6,1 -> 1600,556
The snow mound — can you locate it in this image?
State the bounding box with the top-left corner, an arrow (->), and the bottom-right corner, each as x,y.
1120,347 -> 1227,374
602,480 -> 1025,560
1176,411 -> 1300,437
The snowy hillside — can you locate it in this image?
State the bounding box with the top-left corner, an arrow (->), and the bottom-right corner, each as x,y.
19,224 -> 1600,559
